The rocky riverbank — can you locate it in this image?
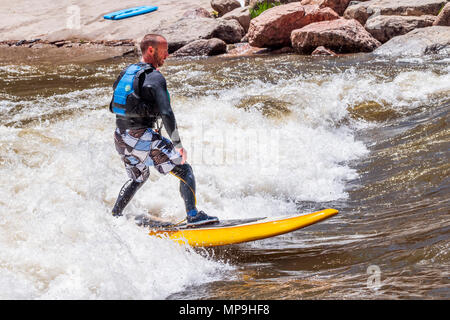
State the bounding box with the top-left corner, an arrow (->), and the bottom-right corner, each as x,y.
1,0 -> 449,63
0,39 -> 137,64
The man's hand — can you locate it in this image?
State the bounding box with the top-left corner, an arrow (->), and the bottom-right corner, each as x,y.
176,148 -> 187,165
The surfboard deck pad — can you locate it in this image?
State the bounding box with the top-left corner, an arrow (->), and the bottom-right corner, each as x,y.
135,215 -> 264,230
134,208 -> 339,247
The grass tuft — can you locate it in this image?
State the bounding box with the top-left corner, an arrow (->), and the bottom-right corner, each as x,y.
249,1 -> 281,19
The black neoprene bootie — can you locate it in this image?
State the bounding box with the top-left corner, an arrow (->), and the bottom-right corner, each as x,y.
186,210 -> 219,227
112,179 -> 143,217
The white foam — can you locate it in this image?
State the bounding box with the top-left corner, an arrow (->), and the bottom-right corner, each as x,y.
0,114 -> 232,299
0,88 -> 110,125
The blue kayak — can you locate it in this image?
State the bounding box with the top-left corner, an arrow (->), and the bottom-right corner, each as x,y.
104,6 -> 158,20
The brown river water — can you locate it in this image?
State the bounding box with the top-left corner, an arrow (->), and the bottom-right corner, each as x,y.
0,53 -> 448,299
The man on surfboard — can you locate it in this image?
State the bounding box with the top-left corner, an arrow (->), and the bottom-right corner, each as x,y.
110,34 -> 218,227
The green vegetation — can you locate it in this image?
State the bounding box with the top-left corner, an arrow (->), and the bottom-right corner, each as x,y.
249,1 -> 281,19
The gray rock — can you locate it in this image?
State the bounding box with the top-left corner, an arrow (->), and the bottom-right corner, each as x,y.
212,19 -> 246,44
211,0 -> 242,16
153,17 -> 245,53
365,15 -> 436,43
172,38 -> 227,56
223,6 -> 251,32
373,26 -> 450,56
344,0 -> 448,25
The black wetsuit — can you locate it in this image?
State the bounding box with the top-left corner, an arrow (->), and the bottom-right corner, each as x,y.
112,63 -> 197,217
140,69 -> 182,148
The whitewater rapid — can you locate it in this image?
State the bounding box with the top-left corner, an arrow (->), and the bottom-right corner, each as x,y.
0,54 -> 448,299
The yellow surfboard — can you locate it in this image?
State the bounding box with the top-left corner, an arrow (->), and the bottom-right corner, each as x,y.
144,208 -> 338,247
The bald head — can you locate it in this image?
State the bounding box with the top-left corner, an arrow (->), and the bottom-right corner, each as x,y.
140,34 -> 169,68
140,34 -> 165,54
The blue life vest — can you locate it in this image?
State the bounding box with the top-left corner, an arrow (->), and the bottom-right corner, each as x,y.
110,63 -> 158,129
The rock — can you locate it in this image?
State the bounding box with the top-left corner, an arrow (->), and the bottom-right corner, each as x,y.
343,1 -> 372,24
383,0 -> 448,16
365,15 -> 436,43
224,42 -> 269,56
223,6 -> 251,32
291,18 -> 381,54
171,38 -> 227,56
248,3 -> 340,48
373,25 -> 450,56
270,46 -> 295,54
311,45 -> 338,55
153,17 -> 245,53
53,40 -> 69,47
182,7 -> 213,19
14,38 -> 41,46
300,0 -> 352,16
433,2 -> 450,26
211,0 -> 242,16
348,1 -> 364,6
212,19 -> 246,44
344,0 -> 448,25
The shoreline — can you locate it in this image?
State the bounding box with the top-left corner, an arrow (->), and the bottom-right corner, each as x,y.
0,38 -> 283,65
0,39 -> 138,64
1,1 -> 448,64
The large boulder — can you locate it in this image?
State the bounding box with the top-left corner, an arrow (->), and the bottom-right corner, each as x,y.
153,18 -> 245,53
344,0 -> 448,25
171,38 -> 227,56
248,3 -> 340,48
373,25 -> 450,56
300,0 -> 352,15
365,15 -> 436,43
222,6 -> 252,31
291,18 -> 381,53
211,0 -> 242,16
433,2 -> 450,26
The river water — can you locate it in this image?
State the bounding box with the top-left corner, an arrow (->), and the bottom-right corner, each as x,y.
0,53 -> 448,299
